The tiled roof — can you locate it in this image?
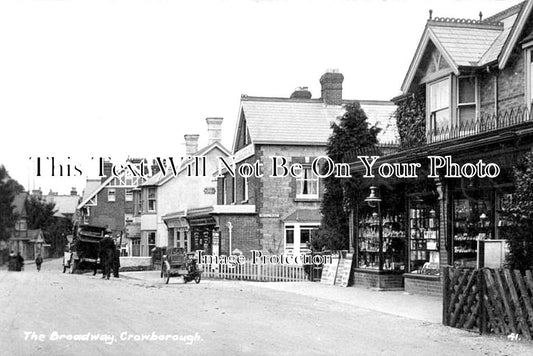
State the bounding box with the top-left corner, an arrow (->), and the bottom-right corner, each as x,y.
430,25 -> 502,66
240,98 -> 397,146
140,171 -> 164,187
478,16 -> 517,66
82,179 -> 101,202
43,194 -> 79,216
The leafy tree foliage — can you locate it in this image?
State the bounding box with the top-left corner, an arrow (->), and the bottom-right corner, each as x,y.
25,195 -> 56,230
26,196 -> 70,256
500,151 -> 533,271
394,88 -> 426,149
0,165 -> 24,241
315,102 -> 380,251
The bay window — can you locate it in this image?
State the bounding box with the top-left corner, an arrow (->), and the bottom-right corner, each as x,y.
429,78 -> 450,135
457,76 -> 477,126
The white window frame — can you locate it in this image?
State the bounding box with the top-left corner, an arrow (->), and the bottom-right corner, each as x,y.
428,77 -> 451,138
296,166 -> 319,199
107,188 -> 116,202
125,189 -> 133,202
148,188 -> 156,212
456,76 -> 478,131
284,223 -> 320,256
524,46 -> 533,112
242,177 -> 249,203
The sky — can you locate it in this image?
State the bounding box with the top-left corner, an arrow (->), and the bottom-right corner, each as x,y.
0,0 -> 520,195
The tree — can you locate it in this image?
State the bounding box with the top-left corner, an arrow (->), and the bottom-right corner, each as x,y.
0,165 -> 24,242
315,102 -> 380,251
25,196 -> 70,256
500,151 -> 533,271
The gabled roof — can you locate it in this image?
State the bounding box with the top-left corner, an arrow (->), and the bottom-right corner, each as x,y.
158,141 -> 231,186
499,0 -> 532,69
81,179 -> 101,204
234,97 -> 397,150
140,171 -> 164,187
44,194 -> 79,217
401,2 -> 523,93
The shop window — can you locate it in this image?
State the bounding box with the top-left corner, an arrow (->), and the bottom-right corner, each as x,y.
408,196 -> 440,274
108,188 -> 116,202
452,193 -> 492,268
296,166 -> 319,199
429,78 -> 450,135
148,232 -> 156,254
457,76 -> 477,125
148,188 -> 156,212
125,189 -> 133,202
132,239 -> 140,257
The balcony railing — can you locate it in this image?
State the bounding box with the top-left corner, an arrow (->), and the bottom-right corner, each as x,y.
428,106 -> 533,144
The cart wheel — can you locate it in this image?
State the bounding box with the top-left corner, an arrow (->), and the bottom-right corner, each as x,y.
164,261 -> 170,284
194,274 -> 201,284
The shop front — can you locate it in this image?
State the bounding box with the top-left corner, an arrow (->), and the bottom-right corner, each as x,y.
186,207 -> 219,256
349,131 -> 532,295
162,212 -> 191,252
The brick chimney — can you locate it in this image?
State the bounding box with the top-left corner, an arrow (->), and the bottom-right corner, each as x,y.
102,160 -> 113,182
70,187 -> 77,196
184,134 -> 200,156
320,69 -> 344,105
206,117 -> 223,145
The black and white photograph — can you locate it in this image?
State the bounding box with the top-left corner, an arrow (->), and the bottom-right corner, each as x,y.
2,0 -> 533,355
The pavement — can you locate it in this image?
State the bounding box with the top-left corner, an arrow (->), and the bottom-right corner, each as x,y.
121,270 -> 442,324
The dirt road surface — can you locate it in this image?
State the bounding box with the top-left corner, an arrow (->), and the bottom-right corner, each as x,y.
1,259 -> 532,356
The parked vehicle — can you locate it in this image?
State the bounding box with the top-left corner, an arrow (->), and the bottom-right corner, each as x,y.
161,248 -> 202,284
64,224 -> 108,274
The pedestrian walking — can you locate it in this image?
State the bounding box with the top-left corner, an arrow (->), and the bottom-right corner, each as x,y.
99,234 -> 115,280
35,254 -> 43,272
16,252 -> 24,271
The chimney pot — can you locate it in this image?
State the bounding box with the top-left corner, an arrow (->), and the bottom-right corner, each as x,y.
184,134 -> 200,156
206,117 -> 223,145
320,69 -> 344,105
70,187 -> 77,196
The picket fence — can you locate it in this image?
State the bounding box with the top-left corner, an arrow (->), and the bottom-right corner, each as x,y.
200,262 -> 309,282
443,267 -> 533,340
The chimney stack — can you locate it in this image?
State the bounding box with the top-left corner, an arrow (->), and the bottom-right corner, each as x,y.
184,134 -> 200,156
206,117 -> 223,145
102,160 -> 113,182
320,69 -> 344,105
70,187 -> 77,196
290,87 -> 312,99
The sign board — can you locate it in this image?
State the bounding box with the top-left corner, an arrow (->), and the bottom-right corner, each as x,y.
204,187 -> 216,195
320,255 -> 340,285
336,253 -> 354,287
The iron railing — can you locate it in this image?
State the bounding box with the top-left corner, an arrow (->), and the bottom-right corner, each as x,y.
429,105 -> 533,144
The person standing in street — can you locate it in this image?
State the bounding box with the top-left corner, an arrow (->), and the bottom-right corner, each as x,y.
16,252 -> 24,271
35,253 -> 43,272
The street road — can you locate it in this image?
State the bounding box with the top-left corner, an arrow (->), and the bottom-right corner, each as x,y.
1,259 -> 532,356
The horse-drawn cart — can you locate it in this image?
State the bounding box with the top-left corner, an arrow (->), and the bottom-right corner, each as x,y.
161,248 -> 202,284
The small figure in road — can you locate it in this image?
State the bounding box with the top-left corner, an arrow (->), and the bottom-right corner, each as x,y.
113,248 -> 120,278
16,252 -> 24,271
99,234 -> 115,280
8,251 -> 17,271
35,254 -> 43,272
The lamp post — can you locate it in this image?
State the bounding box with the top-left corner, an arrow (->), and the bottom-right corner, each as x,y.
365,186 -> 383,270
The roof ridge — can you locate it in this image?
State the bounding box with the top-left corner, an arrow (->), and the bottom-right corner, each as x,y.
483,1 -> 524,23
429,17 -> 503,29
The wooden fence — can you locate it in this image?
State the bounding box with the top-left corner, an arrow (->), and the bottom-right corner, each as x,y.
443,267 -> 533,340
200,262 -> 310,282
